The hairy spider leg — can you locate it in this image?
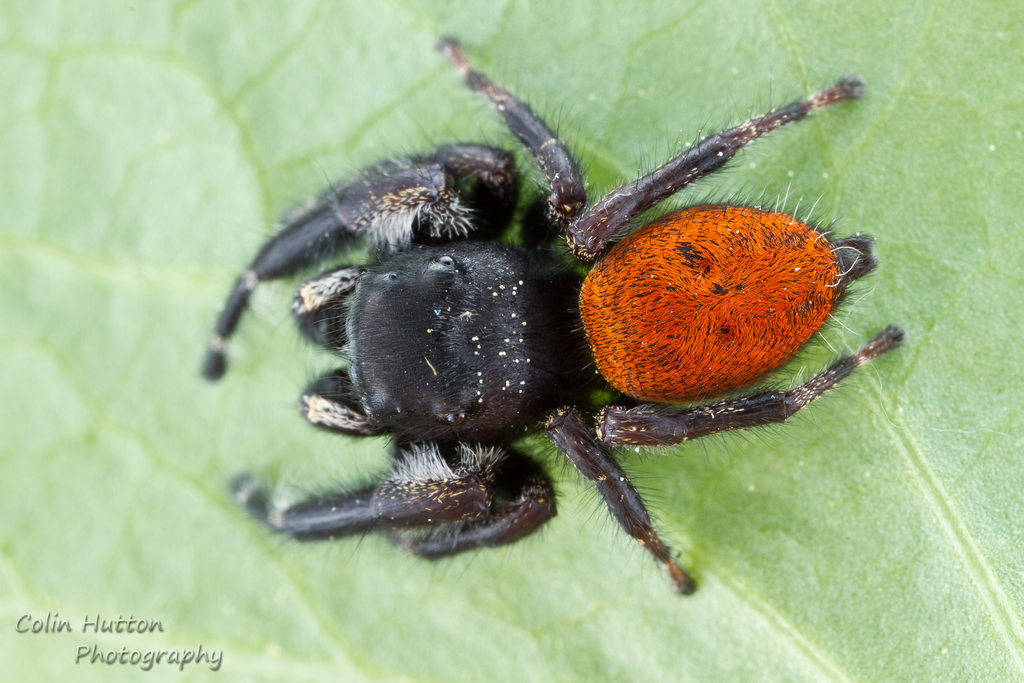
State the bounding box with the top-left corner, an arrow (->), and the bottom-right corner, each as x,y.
235,444 -> 556,553
203,145 -> 516,380
393,454 -> 556,557
290,264 -> 365,351
287,267 -> 385,435
298,369 -> 379,436
598,325 -> 906,447
233,444 -> 504,540
546,407 -> 696,595
438,36 -> 588,225
567,78 -> 863,260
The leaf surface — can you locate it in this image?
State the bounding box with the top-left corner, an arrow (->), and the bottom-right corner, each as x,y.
1,1 -> 1022,681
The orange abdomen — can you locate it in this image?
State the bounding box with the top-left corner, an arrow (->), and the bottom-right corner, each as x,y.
580,205 -> 846,403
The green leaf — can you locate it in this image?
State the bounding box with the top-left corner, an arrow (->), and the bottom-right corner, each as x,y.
2,1 -> 1022,681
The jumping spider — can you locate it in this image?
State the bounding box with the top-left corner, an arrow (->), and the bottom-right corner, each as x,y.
204,37 -> 904,594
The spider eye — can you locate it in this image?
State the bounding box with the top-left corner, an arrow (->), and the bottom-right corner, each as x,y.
438,255 -> 455,267
441,412 -> 465,424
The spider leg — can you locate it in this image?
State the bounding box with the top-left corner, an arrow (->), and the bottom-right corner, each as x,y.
299,368 -> 380,436
546,407 -> 696,594
203,144 -> 516,380
438,37 -> 588,226
567,78 -> 864,260
599,325 -> 905,447
430,144 -> 519,240
394,452 -> 555,557
289,264 -> 364,351
429,143 -> 517,202
232,443 -> 504,540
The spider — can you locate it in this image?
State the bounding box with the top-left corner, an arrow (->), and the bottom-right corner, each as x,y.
203,36 -> 905,594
